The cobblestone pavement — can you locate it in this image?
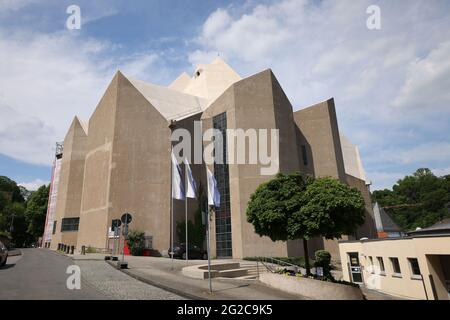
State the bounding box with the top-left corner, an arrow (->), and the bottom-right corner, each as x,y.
76,260 -> 186,300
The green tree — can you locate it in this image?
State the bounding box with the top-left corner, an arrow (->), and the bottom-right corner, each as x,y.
246,173 -> 311,271
25,184 -> 49,241
372,168 -> 450,231
247,173 -> 366,276
0,176 -> 25,203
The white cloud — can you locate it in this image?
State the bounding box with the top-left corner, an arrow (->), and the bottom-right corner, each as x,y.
202,9 -> 231,39
366,171 -> 406,191
369,142 -> 450,166
192,0 -> 450,190
432,167 -> 450,177
393,41 -> 450,110
0,30 -> 163,165
0,0 -> 36,12
18,178 -> 49,191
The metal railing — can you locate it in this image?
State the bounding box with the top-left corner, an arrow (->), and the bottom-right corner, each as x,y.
255,257 -> 302,278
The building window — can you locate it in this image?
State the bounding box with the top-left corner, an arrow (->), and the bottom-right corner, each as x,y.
377,256 -> 385,273
390,257 -> 402,276
368,256 -> 374,273
52,221 -> 57,235
408,258 -> 421,277
301,145 -> 308,166
61,217 -> 80,232
213,112 -> 232,258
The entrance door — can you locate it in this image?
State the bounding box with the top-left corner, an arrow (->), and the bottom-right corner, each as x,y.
348,252 -> 363,283
439,255 -> 450,298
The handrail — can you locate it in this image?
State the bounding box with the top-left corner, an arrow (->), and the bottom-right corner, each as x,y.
256,257 -> 302,274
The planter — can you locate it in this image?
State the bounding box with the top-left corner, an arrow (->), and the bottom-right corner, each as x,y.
260,272 -> 364,300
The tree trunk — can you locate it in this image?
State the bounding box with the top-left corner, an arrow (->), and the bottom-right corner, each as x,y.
302,238 -> 311,276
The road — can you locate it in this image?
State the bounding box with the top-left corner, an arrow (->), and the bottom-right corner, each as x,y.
0,248 -> 184,300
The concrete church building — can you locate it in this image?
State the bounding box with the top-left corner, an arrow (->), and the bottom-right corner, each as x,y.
44,58 -> 376,260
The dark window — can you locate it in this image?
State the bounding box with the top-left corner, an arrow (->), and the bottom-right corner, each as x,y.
301,145 -> 308,166
213,112 -> 232,258
52,221 -> 57,234
377,257 -> 385,272
61,218 -> 80,232
390,257 -> 401,274
408,258 -> 421,276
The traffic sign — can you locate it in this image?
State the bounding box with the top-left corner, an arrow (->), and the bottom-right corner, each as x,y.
121,213 -> 132,224
111,219 -> 121,231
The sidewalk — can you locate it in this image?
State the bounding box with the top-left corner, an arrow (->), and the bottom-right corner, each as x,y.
70,253 -> 307,300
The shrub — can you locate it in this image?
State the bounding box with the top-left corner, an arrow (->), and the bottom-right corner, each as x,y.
126,230 -> 145,256
314,250 -> 334,281
85,246 -> 97,253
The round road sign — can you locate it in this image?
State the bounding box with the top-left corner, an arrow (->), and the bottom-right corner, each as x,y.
121,212 -> 132,224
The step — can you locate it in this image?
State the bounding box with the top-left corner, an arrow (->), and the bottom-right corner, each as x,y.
218,268 -> 251,278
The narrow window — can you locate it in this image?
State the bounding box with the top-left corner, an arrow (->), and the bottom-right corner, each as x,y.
377,257 -> 385,272
301,145 -> 308,166
408,258 -> 421,276
52,221 -> 57,235
390,257 -> 401,275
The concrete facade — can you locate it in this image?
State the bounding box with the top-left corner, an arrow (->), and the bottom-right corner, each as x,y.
46,58 -> 375,260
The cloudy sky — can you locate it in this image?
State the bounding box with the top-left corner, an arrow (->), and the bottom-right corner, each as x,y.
1,0 -> 449,191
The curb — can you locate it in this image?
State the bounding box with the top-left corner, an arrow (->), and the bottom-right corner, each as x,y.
7,249 -> 22,257
105,260 -> 205,300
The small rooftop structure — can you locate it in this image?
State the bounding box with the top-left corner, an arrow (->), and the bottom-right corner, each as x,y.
407,218 -> 450,237
373,202 -> 403,238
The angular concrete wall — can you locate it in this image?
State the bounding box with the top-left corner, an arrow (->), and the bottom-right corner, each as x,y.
106,72 -> 172,253
293,99 -> 346,181
202,69 -> 301,258
77,73 -> 119,250
50,117 -> 87,250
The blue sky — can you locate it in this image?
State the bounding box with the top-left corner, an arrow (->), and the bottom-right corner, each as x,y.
1,0 -> 450,190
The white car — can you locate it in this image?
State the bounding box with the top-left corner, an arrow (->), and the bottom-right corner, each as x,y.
0,241 -> 8,267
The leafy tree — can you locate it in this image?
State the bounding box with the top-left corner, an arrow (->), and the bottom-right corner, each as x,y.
372,168 -> 450,231
247,173 -> 365,275
0,176 -> 25,203
25,184 -> 49,240
247,173 -> 309,270
126,230 -> 145,256
291,177 -> 366,274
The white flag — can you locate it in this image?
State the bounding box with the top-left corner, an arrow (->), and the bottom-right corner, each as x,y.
171,151 -> 184,200
206,167 -> 220,207
184,158 -> 197,199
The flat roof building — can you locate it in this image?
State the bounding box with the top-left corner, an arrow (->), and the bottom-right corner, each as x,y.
43,59 -> 376,260
339,221 -> 450,300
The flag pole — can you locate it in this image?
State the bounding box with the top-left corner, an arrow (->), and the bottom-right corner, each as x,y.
170,146 -> 174,271
207,205 -> 213,293
185,161 -> 189,265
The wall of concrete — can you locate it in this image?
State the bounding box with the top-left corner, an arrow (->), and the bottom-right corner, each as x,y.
76,73 -> 118,251
201,69 -> 301,259
50,117 -> 87,250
